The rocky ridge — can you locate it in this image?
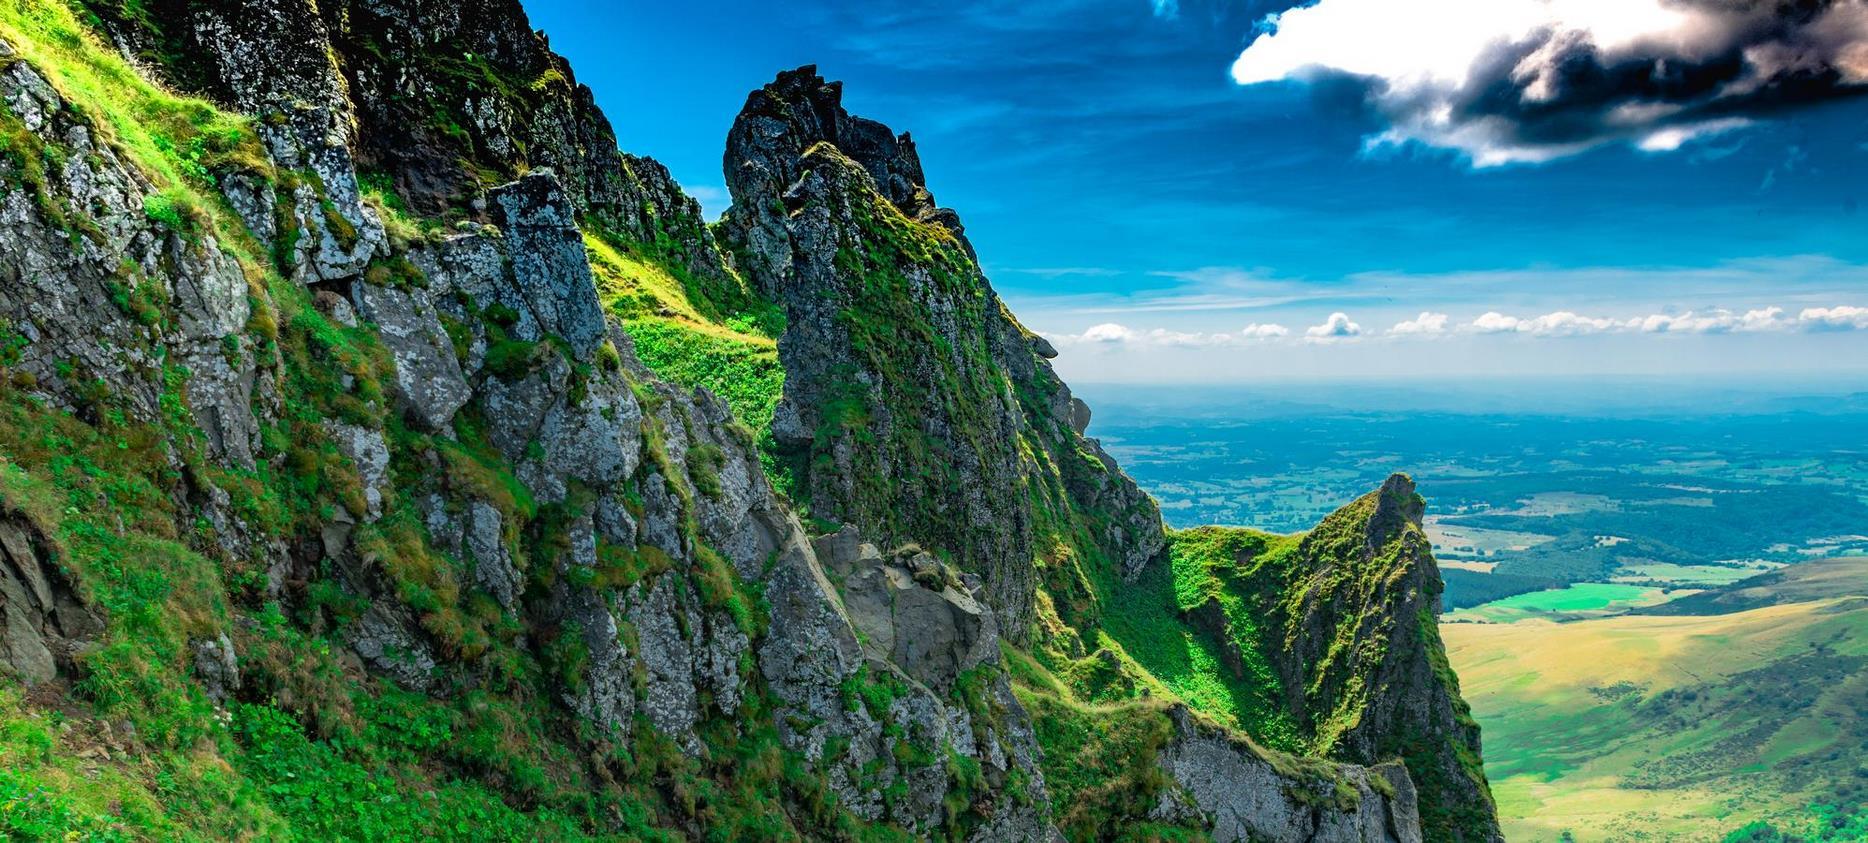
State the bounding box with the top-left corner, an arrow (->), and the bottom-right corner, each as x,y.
0,2 -> 1495,840
1253,475 -> 1501,841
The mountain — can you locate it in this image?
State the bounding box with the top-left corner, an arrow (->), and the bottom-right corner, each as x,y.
0,1 -> 1497,840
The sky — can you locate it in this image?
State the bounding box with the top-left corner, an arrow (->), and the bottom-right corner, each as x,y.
521,0 -> 1868,384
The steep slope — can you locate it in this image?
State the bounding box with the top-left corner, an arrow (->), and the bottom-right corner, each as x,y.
0,2 -> 1493,841
1132,479 -> 1500,842
719,67 -> 1165,632
1256,476 -> 1497,841
0,3 -> 1047,838
711,68 -> 1496,843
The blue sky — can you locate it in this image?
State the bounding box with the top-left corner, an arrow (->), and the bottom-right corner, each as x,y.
522,0 -> 1868,384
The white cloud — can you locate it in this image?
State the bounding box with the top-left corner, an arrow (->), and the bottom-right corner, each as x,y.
1465,310 -> 1619,336
1043,321 -> 1294,348
1305,312 -> 1364,341
1632,308 -> 1787,334
1389,312 -> 1450,336
1150,0 -> 1178,20
1456,306 -> 1868,337
1081,323 -> 1136,343
1041,304 -> 1867,353
1229,0 -> 1868,164
1800,306 -> 1868,331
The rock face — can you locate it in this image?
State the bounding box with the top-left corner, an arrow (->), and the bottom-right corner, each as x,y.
817,529 -> 1000,695
1261,475 -> 1503,842
718,67 -> 1165,633
1153,707 -> 1423,843
0,38 -> 262,467
181,0 -> 387,283
0,513 -> 101,685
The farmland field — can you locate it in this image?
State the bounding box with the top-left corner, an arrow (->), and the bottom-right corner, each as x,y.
1443,583 -> 1672,623
1444,583 -> 1868,841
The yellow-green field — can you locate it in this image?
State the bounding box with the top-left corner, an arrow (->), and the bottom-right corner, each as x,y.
1443,582 -> 1675,623
1444,560 -> 1868,841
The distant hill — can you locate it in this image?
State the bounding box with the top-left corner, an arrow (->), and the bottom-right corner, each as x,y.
1634,557 -> 1868,616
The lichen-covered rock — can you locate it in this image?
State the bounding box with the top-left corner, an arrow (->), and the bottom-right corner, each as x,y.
350,280 -> 471,430
722,65 -> 971,298
191,632 -> 242,706
326,421 -> 391,521
348,602 -> 440,692
463,500 -> 522,611
0,42 -> 263,466
182,0 -> 386,282
1153,707 -> 1423,843
0,4 -> 1490,839
1261,474 -> 1503,842
486,171 -> 608,359
718,71 -> 1164,635
0,514 -> 100,685
828,536 -> 1000,694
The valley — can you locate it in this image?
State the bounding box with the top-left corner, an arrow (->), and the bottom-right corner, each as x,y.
1447,561 -> 1868,841
1086,388 -> 1868,841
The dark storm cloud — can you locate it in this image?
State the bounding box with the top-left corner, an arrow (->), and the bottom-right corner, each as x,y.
1234,0 -> 1868,163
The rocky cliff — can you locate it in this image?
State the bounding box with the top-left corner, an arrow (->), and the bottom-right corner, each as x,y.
0,2 -> 1496,840
1256,476 -> 1500,841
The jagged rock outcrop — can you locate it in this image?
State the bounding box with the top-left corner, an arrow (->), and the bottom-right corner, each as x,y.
718,67 -> 1165,635
815,528 -> 1000,695
317,166 -> 1053,838
0,38 -> 264,466
1261,474 -> 1503,842
0,512 -> 101,685
1153,707 -> 1423,843
722,65 -> 973,301
175,0 -> 387,282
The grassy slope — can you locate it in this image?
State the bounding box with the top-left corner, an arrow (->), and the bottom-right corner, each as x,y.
1444,559 -> 1868,841
584,231 -> 783,434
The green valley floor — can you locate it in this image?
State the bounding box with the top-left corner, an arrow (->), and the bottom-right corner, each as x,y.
1443,558 -> 1868,841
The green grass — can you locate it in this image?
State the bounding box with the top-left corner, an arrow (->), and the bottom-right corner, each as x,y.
232,702 -> 587,841
1445,592 -> 1868,841
0,0 -> 268,230
1091,527 -> 1301,750
1446,582 -> 1669,623
0,7 -> 914,840
623,317 -> 782,433
1004,648 -> 1202,843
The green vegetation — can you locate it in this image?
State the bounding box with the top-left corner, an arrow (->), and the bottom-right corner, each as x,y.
1005,650 -> 1203,843
1724,804 -> 1868,842
1093,527 -> 1300,749
1445,561 -> 1868,841
0,0 -> 267,231
624,319 -> 782,433
775,149 -> 1014,538
0,7 -> 912,840
1445,582 -> 1671,624
0,5 -> 1520,840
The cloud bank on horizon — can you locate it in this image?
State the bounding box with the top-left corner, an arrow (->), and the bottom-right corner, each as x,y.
1043,304 -> 1868,348
1230,0 -> 1868,164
